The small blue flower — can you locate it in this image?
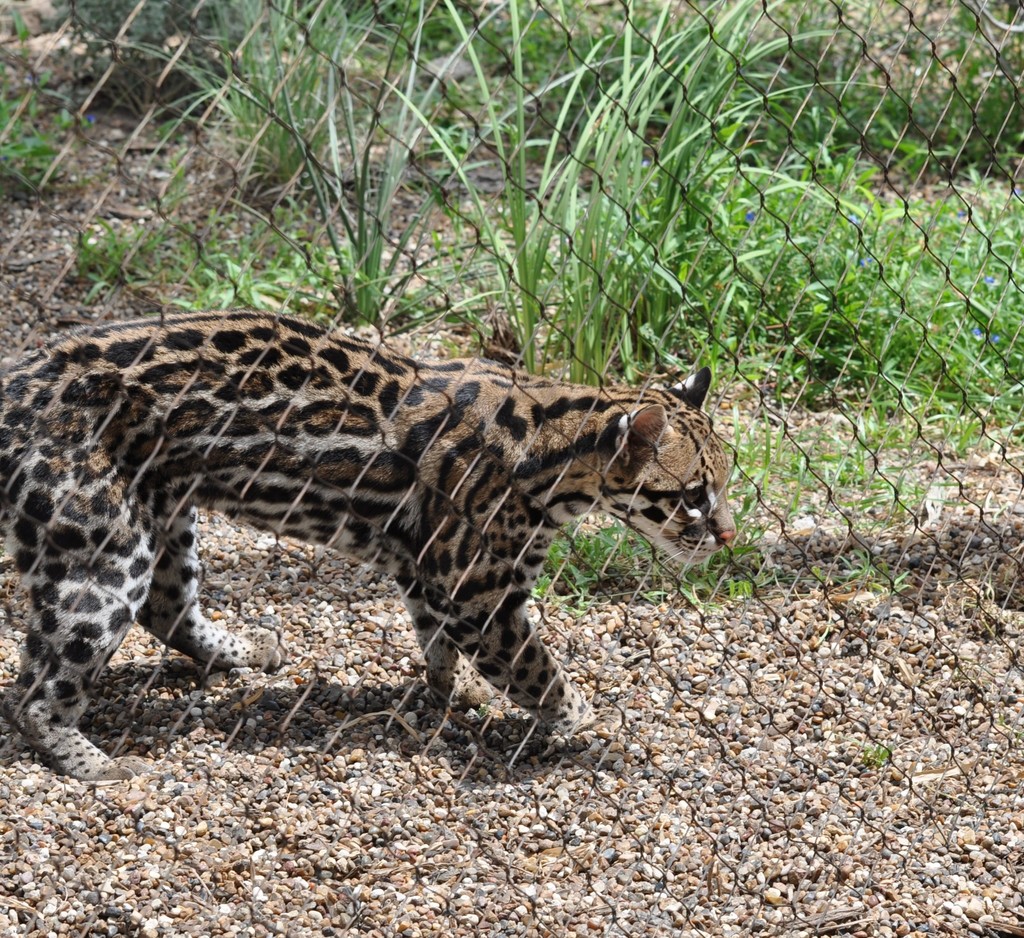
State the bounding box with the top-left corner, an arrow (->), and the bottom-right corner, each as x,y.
85,114 -> 96,124
984,275 -> 996,285
744,210 -> 756,223
992,334 -> 1001,343
857,257 -> 875,267
972,327 -> 984,339
957,210 -> 966,218
1015,187 -> 1023,197
848,214 -> 860,226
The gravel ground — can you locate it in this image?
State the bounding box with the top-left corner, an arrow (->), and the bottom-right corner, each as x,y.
1,508 -> 1023,938
2,37 -> 1024,938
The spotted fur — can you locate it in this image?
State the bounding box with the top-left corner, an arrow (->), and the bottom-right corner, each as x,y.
0,310 -> 735,779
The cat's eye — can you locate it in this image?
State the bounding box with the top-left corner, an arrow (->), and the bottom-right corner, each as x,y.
683,482 -> 705,505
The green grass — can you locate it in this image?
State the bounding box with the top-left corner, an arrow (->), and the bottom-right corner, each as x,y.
764,3 -> 1024,179
0,67 -> 75,192
538,517 -> 771,612
538,522 -> 662,614
713,163 -> 1024,423
75,203 -> 342,318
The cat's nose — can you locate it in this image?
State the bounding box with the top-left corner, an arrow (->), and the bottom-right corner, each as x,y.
717,529 -> 735,545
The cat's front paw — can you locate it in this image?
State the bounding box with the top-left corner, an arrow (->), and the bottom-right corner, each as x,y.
451,662 -> 495,709
427,660 -> 494,710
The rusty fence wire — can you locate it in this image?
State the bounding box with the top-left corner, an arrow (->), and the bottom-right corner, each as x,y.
1,1 -> 1023,936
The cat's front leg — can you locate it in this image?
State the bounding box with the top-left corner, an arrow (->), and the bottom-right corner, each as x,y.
443,596 -> 594,734
398,585 -> 493,709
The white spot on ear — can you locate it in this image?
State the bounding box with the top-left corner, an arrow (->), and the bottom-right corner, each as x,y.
686,508 -> 703,519
616,412 -> 629,450
683,374 -> 698,391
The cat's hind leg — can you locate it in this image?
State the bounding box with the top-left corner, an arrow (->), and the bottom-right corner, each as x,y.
446,596 -> 595,734
404,580 -> 593,732
138,501 -> 284,672
3,484 -> 156,780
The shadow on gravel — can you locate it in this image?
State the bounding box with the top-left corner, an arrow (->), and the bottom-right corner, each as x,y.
0,657 -> 605,779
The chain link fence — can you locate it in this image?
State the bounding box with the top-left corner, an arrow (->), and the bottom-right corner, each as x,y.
1,0 -> 1022,935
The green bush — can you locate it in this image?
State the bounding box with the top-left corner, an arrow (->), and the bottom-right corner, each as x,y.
0,74 -> 63,191
762,3 -> 1024,177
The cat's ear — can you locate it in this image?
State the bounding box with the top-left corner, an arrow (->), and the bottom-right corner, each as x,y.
611,405 -> 667,466
671,366 -> 712,409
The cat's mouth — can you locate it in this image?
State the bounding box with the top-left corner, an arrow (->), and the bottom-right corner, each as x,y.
641,526 -> 727,567
672,535 -> 724,565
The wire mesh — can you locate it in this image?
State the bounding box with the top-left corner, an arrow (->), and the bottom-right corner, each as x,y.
1,0 -> 1022,936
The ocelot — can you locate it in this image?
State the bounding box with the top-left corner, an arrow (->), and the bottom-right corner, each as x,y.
0,310 -> 735,779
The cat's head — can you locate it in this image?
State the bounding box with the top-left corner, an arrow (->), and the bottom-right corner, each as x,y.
598,368 -> 735,565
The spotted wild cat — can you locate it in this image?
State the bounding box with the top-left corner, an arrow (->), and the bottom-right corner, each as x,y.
0,310 -> 735,779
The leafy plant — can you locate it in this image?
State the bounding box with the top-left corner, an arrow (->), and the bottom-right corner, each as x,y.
76,204 -> 342,317
739,165 -> 1024,422
179,231 -> 339,316
77,219 -> 169,300
861,743 -> 893,769
0,70 -> 73,192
